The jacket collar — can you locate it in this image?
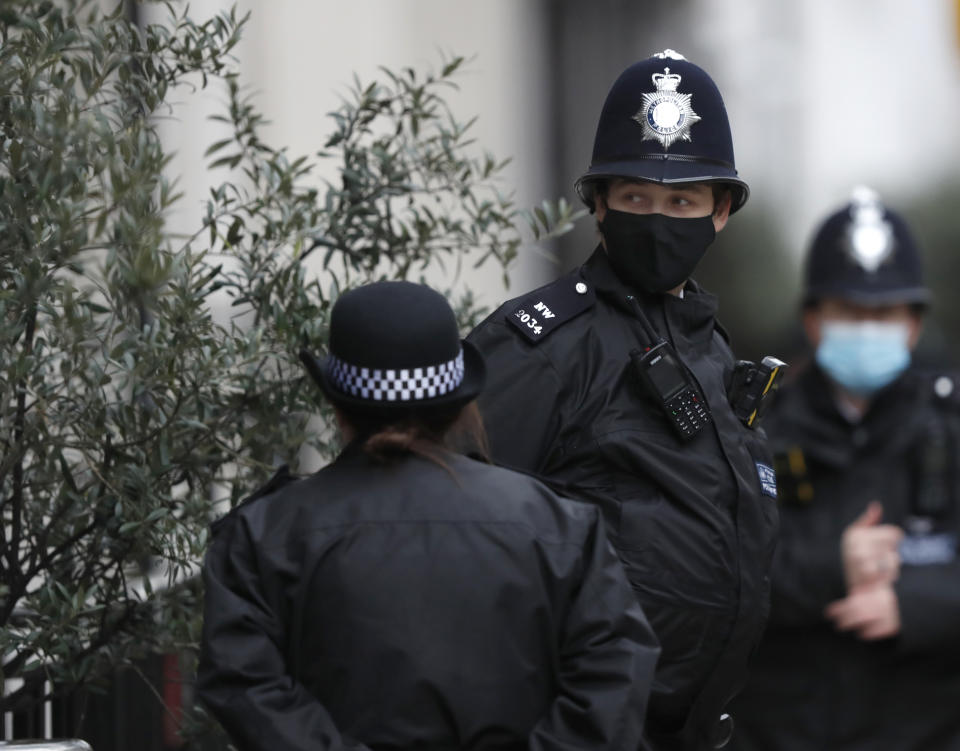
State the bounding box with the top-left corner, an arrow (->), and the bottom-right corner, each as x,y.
779,363 -> 924,463
799,363 -> 920,424
580,244 -> 720,345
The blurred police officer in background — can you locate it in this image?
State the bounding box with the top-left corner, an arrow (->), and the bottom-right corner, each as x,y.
197,281 -> 660,751
729,187 -> 960,750
469,50 -> 782,750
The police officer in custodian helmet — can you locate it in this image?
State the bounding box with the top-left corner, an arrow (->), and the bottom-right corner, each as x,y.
197,281 -> 660,751
729,188 -> 960,751
468,51 -> 782,749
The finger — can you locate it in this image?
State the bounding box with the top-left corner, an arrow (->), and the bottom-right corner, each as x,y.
874,550 -> 901,573
871,525 -> 905,545
861,526 -> 904,549
824,599 -> 846,620
825,598 -> 858,626
835,610 -> 872,632
852,501 -> 883,528
851,549 -> 895,578
846,562 -> 883,591
858,620 -> 895,641
827,599 -> 873,631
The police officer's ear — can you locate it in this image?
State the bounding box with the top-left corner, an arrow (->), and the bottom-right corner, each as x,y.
801,303 -> 825,348
592,180 -> 610,223
333,406 -> 357,443
711,187 -> 733,233
906,308 -> 924,351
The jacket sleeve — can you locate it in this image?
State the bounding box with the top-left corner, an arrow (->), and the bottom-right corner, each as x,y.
196,515 -> 371,751
467,317 -> 564,474
528,509 -> 660,751
766,528 -> 847,627
895,558 -> 960,657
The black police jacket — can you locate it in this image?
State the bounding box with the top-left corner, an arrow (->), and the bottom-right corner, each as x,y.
729,365 -> 960,751
197,443 -> 660,751
467,247 -> 779,750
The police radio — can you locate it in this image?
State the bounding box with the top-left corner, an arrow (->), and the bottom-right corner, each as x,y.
727,356 -> 787,429
630,344 -> 711,441
625,295 -> 711,441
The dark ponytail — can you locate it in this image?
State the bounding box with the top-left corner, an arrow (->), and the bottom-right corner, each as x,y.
340,401 -> 490,470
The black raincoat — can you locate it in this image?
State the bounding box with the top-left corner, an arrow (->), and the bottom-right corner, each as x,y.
197,444 -> 659,751
729,365 -> 960,750
467,247 -> 779,749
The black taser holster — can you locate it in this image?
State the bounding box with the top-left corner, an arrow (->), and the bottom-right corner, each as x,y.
727,356 -> 788,429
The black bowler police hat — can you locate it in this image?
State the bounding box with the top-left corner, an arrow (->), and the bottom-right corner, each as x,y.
576,50 -> 749,213
804,186 -> 931,308
300,281 -> 486,414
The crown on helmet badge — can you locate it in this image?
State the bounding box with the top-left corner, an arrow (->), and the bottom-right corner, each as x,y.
634,59 -> 701,149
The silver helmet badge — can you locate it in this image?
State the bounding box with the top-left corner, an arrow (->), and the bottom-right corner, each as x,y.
845,186 -> 895,273
634,61 -> 701,150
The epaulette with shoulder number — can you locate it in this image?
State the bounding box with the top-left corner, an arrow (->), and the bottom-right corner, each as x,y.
506,273 -> 596,344
210,464 -> 298,535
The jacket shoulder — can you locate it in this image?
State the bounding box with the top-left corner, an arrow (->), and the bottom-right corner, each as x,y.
210,464 -> 299,536
472,270 -> 596,345
457,455 -> 601,537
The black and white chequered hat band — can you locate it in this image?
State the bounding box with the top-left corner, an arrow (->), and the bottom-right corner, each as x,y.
328,349 -> 465,402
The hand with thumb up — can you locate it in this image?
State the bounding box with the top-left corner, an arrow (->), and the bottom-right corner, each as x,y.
840,501 -> 904,592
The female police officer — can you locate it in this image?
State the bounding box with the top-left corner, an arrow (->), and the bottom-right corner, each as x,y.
468,51 -> 780,749
197,281 -> 659,751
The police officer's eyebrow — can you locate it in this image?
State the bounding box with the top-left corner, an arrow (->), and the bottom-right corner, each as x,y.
614,180 -> 704,194
665,184 -> 708,194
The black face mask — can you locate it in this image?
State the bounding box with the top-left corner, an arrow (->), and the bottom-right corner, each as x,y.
598,209 -> 717,294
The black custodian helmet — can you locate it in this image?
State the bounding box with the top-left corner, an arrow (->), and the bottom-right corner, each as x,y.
576,49 -> 749,213
804,186 -> 930,308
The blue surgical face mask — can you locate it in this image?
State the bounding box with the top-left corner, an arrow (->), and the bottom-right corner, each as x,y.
815,320 -> 912,396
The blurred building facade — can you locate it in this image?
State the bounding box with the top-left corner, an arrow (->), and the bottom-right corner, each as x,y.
155,0 -> 960,349
7,1 -> 959,745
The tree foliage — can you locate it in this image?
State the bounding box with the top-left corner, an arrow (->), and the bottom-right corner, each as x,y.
0,0 -> 582,720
